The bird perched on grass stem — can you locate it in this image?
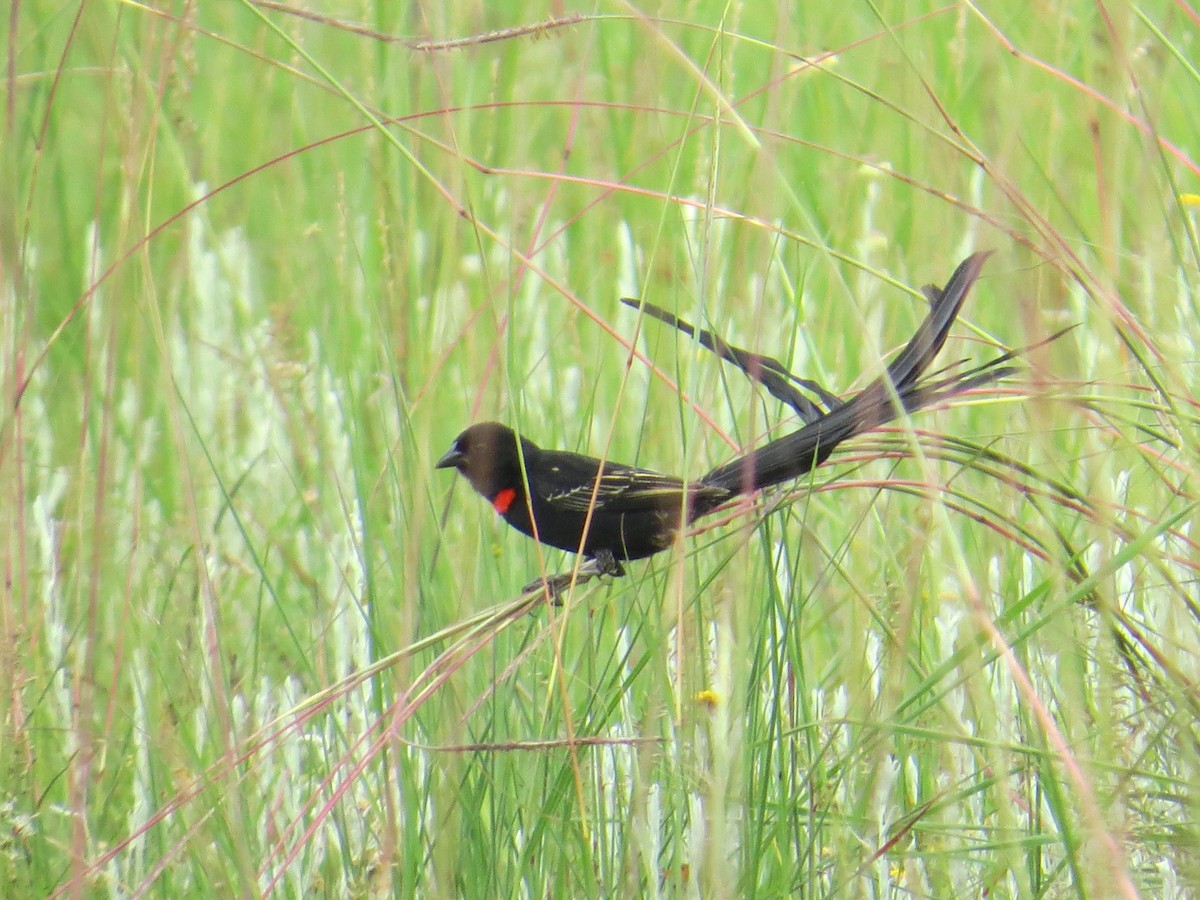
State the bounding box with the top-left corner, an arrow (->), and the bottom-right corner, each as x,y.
437,253 -> 1014,596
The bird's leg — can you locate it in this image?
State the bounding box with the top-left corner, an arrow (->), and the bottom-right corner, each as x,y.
521,551 -> 626,604
589,549 -> 626,578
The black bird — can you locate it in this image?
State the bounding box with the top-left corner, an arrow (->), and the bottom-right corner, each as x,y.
436,253 -> 1011,593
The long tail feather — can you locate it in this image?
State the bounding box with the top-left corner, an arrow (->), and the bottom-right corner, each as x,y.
620,298 -> 840,423
695,252 -> 1001,507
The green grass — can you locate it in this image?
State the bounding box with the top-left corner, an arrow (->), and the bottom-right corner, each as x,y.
5,0 -> 1200,896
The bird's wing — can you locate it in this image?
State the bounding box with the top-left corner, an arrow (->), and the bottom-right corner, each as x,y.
543,466 -> 690,513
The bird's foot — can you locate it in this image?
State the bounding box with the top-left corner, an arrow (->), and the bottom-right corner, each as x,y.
590,549 -> 626,578
522,552 -> 626,605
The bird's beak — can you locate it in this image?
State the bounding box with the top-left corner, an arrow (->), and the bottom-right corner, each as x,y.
435,446 -> 465,470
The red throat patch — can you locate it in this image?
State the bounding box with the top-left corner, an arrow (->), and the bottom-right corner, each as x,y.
492,487 -> 517,515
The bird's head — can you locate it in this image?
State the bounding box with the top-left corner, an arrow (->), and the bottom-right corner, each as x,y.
436,422 -> 526,500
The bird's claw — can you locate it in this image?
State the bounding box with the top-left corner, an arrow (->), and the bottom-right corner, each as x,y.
522,553 -> 626,605
590,549 -> 626,578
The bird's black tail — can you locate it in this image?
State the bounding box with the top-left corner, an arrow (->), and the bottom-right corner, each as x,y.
693,252 -> 1011,512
